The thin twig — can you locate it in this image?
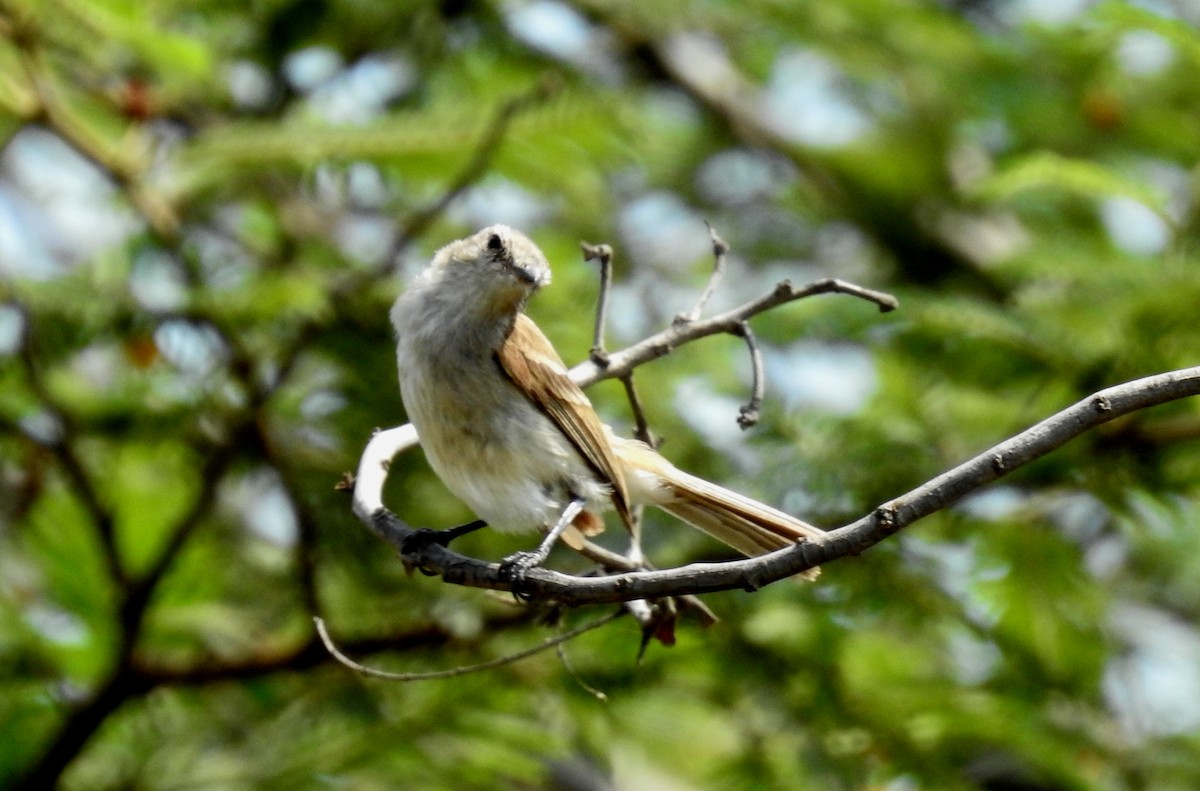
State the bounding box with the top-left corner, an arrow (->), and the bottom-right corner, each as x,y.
676,221 -> 730,323
556,629 -> 608,701
569,277 -> 897,390
734,321 -> 764,430
314,609 -> 624,681
620,374 -> 657,448
581,241 -> 614,366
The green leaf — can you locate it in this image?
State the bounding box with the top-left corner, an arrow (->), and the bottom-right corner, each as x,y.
975,152 -> 1167,217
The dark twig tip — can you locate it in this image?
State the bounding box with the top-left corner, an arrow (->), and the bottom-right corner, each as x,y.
704,221 -> 730,256
736,321 -> 766,431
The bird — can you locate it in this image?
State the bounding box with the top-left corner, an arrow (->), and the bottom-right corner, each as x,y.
390,224 -> 822,580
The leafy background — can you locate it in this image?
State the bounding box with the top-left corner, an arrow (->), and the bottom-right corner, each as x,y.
1,0 -> 1199,789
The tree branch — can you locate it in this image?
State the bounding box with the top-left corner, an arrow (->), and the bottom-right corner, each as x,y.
567,277 -> 897,389
355,366 -> 1200,604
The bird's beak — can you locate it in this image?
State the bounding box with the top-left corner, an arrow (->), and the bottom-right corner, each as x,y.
511,263 -> 539,285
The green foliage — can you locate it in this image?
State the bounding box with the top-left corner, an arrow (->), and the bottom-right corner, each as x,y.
2,0 -> 1200,789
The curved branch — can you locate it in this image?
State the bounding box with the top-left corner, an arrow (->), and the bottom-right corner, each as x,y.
314,610 -> 624,681
356,366 -> 1200,604
733,321 -> 764,430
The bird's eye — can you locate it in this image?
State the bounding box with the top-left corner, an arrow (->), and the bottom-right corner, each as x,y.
486,233 -> 505,253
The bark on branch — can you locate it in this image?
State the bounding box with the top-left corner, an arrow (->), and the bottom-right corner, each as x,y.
357,366 -> 1200,603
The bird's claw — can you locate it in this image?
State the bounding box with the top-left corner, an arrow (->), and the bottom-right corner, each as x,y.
499,549 -> 546,592
400,527 -> 454,554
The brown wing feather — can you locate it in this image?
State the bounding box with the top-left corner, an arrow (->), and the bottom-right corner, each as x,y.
495,314 -> 635,532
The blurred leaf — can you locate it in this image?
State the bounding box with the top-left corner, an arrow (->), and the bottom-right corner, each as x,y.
976,152 -> 1166,217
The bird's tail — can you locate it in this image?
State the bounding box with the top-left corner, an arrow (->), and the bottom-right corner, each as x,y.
621,445 -> 822,581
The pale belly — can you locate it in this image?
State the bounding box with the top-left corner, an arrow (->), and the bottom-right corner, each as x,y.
401,365 -> 608,533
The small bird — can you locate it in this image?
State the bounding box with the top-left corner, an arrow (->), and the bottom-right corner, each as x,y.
391,225 -> 822,579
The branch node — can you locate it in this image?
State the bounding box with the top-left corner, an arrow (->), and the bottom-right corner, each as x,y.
580,242 -> 612,262
874,504 -> 898,532
1093,395 -> 1113,413
991,454 -> 1006,474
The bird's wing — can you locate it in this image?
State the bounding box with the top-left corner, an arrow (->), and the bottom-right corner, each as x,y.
495,314 -> 635,532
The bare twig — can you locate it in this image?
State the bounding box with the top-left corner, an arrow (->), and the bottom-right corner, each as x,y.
676,221 -> 729,323
11,610 -> 532,790
314,610 -> 624,681
734,321 -> 764,430
620,374 -> 657,447
581,241 -> 614,366
556,635 -> 608,701
568,277 -> 897,390
131,610 -> 533,686
354,366 -> 1200,604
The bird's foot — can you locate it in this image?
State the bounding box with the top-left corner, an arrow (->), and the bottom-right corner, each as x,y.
498,549 -> 548,592
400,520 -> 486,554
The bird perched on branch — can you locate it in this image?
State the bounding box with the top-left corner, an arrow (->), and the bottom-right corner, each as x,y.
391,225 -> 822,580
